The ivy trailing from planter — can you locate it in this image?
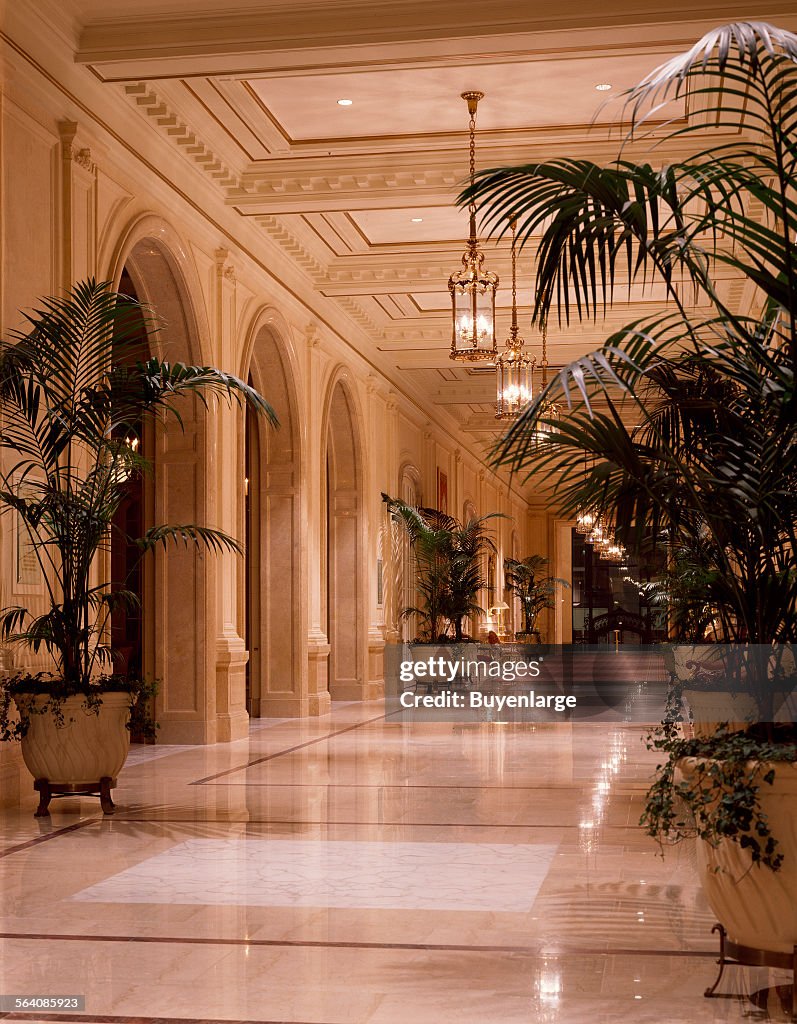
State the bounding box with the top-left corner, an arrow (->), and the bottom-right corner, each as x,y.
0,672 -> 157,741
641,720 -> 797,872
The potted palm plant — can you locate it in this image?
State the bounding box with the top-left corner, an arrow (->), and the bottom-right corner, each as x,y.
0,279 -> 276,816
381,494 -> 503,642
464,20 -> 797,993
503,554 -> 569,642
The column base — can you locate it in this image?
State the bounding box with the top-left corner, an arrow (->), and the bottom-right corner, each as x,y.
367,630 -> 385,702
216,708 -> 250,743
0,750 -> 24,809
155,718 -> 217,744
307,632 -> 331,715
329,680 -> 385,702
251,694 -> 331,718
216,635 -> 249,742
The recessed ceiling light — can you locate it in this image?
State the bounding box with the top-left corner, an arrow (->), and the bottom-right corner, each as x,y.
411,217 -> 424,223
595,83 -> 612,91
337,98 -> 353,106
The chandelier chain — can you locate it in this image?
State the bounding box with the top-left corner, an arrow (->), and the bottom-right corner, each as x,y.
510,218 -> 518,333
462,91 -> 483,246
469,105 -> 477,215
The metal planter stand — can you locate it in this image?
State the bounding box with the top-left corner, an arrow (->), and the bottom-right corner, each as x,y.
34,777 -> 117,817
705,923 -> 796,1019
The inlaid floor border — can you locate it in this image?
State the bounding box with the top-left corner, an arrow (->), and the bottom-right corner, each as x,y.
0,1014 -> 333,1023
198,782 -> 647,791
0,931 -> 719,958
190,711 -> 391,786
109,818 -> 643,829
0,820 -> 99,862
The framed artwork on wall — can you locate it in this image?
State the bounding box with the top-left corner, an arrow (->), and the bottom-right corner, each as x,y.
436,469 -> 448,514
11,475 -> 43,592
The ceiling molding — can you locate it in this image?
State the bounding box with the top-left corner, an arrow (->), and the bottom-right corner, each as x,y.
122,82 -> 243,191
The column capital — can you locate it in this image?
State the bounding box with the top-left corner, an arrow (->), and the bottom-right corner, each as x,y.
305,321 -> 322,349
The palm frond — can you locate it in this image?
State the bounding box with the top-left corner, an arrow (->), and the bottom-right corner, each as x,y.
136,523 -> 243,555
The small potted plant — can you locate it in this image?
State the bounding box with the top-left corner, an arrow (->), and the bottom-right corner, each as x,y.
503,554 -> 568,643
0,279 -> 276,815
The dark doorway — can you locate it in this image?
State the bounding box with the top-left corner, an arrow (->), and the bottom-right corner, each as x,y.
244,388 -> 258,714
571,531 -> 668,644
110,270 -> 150,681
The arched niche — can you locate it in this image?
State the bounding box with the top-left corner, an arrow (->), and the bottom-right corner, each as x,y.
243,316 -> 320,716
322,376 -> 367,700
110,229 -> 222,743
461,499 -> 479,639
508,529 -> 521,635
398,462 -> 422,642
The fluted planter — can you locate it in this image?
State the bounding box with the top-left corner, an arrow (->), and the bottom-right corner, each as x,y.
14,692 -> 132,816
681,689 -> 759,737
682,758 -> 797,954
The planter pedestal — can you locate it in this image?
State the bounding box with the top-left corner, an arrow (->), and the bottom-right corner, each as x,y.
705,923 -> 796,1019
33,776 -> 117,817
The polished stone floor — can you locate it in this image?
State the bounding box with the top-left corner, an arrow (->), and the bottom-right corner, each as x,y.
0,701 -> 793,1023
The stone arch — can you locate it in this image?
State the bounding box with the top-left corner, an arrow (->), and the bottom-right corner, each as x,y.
508,528 -> 521,635
107,220 -> 222,743
460,499 -> 480,638
107,214 -> 211,364
398,460 -> 423,508
241,310 -> 317,716
321,371 -> 370,700
397,461 -> 422,641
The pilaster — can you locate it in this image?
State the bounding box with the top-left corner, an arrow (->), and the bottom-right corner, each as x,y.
305,322 -> 332,712
213,247 -> 249,741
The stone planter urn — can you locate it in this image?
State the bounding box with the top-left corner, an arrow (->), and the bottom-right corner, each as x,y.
679,758 -> 797,1014
691,760 -> 797,954
681,689 -> 759,737
14,692 -> 132,817
675,645 -> 759,736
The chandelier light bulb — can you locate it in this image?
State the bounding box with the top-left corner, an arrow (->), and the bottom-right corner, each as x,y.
496,218 -> 534,419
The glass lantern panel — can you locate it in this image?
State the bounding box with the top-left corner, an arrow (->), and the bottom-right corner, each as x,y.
452,283 -> 495,353
498,358 -> 533,415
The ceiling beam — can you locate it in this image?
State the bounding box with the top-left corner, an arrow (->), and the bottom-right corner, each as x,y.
76,2 -> 797,81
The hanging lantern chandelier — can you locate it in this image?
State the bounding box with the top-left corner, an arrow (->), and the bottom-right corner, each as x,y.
575,454 -> 597,534
575,507 -> 597,535
533,320 -> 561,442
449,91 -> 499,362
587,515 -> 608,546
496,219 -> 535,419
585,512 -> 628,563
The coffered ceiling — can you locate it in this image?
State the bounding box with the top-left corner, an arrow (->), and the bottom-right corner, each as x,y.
52,0 -> 797,453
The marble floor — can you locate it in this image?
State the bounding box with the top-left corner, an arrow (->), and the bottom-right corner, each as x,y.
0,701 -> 793,1023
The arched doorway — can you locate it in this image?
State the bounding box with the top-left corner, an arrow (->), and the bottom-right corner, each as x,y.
115,237 -> 222,743
324,379 -> 365,700
244,321 -> 309,716
110,269 -> 152,691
